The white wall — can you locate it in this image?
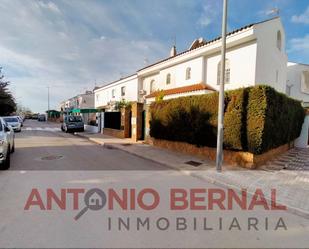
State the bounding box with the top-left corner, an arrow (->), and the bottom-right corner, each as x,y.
295,115 -> 309,148
287,62 -> 309,105
79,93 -> 94,109
94,18 -> 291,110
141,57 -> 204,95
95,75 -> 138,109
254,18 -> 287,93
141,72 -> 160,95
205,41 -> 258,91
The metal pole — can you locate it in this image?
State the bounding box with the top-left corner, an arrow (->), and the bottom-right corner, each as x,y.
216,0 -> 228,172
47,86 -> 50,118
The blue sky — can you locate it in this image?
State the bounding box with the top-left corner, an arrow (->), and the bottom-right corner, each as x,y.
0,0 -> 308,112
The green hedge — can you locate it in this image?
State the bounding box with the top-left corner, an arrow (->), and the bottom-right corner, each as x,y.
149,85 -> 305,154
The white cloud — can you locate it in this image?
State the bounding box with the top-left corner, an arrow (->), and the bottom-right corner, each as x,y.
291,6 -> 309,24
1,0 -> 220,112
37,1 -> 61,14
197,4 -> 215,27
0,45 -> 53,74
289,34 -> 309,52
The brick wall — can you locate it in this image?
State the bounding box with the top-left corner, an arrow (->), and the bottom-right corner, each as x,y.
150,138 -> 292,169
131,102 -> 144,142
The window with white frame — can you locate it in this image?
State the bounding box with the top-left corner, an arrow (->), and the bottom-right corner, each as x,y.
121,86 -> 126,96
166,73 -> 171,85
150,80 -> 155,93
186,67 -> 191,80
277,31 -> 282,51
217,59 -> 230,85
112,89 -> 115,98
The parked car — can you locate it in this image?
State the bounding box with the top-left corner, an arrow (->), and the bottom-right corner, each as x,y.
38,114 -> 46,122
61,116 -> 84,133
0,118 -> 15,170
31,113 -> 38,119
2,117 -> 21,132
16,116 -> 24,127
25,114 -> 32,119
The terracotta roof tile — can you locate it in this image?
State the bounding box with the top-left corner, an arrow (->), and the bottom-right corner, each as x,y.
145,83 -> 216,98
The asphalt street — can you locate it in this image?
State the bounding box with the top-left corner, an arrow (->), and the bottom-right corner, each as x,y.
10,120 -> 167,170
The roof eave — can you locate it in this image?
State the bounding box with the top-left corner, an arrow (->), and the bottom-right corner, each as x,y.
138,27 -> 255,76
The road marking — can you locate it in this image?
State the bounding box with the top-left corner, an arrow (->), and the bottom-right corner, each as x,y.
23,127 -> 61,132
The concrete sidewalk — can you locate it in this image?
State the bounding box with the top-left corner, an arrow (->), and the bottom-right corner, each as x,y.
75,131 -> 309,218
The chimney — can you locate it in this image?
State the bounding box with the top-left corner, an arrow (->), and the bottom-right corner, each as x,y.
170,45 -> 177,57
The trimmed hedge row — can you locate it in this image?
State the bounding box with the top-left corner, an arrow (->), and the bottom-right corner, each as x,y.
149,85 -> 305,155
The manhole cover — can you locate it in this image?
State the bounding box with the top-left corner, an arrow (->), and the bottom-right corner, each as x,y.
105,145 -> 115,150
41,155 -> 64,161
185,160 -> 203,167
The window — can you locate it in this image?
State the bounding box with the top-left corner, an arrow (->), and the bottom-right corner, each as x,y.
96,94 -> 100,102
112,89 -> 115,98
217,59 -> 230,85
150,80 -> 155,93
277,31 -> 282,51
3,117 -> 18,123
166,73 -> 171,85
121,86 -> 126,96
276,70 -> 279,83
186,67 -> 191,80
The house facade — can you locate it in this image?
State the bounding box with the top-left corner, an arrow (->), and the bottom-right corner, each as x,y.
287,62 -> 309,107
95,74 -> 138,111
138,17 -> 287,103
61,91 -> 94,113
90,17 -> 307,141
95,17 -> 290,109
60,91 -> 96,125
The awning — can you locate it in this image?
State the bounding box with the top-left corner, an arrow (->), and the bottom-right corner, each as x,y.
71,108 -> 98,113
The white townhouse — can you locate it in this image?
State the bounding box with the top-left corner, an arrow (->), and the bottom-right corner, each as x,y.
60,90 -> 96,125
95,74 -> 138,110
92,16 -> 309,144
95,15 -> 309,115
287,62 -> 309,107
61,91 -> 94,112
139,17 -> 288,103
95,17 -> 294,109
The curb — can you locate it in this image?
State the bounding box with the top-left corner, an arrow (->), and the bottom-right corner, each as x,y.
75,132 -> 309,219
74,132 -> 191,170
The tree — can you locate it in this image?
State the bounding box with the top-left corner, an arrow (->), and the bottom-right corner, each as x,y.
0,67 -> 16,116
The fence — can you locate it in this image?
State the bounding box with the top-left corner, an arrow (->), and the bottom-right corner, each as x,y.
104,112 -> 121,130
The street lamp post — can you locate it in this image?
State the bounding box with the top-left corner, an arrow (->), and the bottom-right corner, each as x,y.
47,86 -> 50,118
216,0 -> 228,172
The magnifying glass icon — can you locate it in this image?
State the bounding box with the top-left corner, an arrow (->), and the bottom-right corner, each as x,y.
74,188 -> 106,220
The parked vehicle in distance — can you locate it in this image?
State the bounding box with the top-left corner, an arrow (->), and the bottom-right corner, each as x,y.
38,114 -> 46,122
2,117 -> 21,132
61,115 -> 84,133
0,118 -> 15,170
31,113 -> 39,119
25,114 -> 32,119
16,116 -> 24,127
